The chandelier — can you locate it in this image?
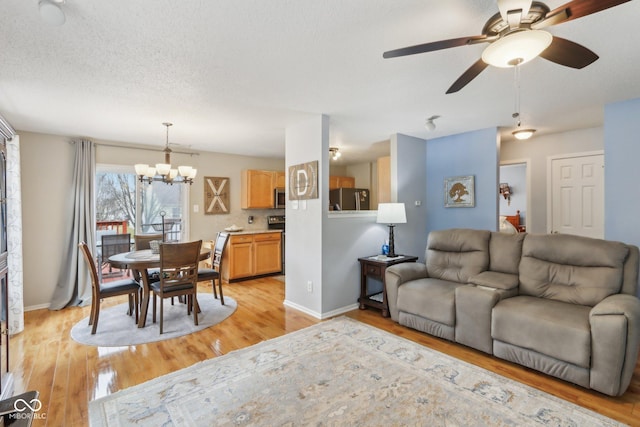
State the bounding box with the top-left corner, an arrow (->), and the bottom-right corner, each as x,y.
134,123 -> 197,185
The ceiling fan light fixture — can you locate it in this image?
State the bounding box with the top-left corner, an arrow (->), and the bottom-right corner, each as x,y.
39,0 -> 66,26
513,128 -> 536,140
482,30 -> 552,68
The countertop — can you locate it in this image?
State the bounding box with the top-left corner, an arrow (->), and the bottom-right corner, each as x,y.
224,229 -> 283,235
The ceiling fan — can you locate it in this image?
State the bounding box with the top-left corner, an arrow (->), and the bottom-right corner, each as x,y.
383,0 -> 631,94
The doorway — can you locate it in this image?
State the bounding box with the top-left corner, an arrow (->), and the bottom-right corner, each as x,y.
499,159 -> 530,231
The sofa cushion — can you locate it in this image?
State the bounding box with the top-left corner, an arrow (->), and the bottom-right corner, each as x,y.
426,229 -> 490,283
519,233 -> 629,306
469,271 -> 518,290
489,232 -> 525,274
492,296 -> 592,368
397,278 -> 467,326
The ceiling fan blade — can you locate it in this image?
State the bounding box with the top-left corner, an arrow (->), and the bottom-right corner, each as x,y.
446,59 -> 489,94
534,0 -> 631,28
539,36 -> 599,69
383,35 -> 489,59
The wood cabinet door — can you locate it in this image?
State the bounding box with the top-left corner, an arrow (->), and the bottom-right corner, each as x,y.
275,171 -> 286,188
339,176 -> 355,188
253,233 -> 282,275
242,170 -> 275,209
227,236 -> 254,279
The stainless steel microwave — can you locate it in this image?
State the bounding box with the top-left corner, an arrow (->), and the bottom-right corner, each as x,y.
274,188 -> 286,209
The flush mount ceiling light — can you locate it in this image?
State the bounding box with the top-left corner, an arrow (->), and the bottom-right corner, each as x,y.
512,127 -> 536,140
482,29 -> 553,68
329,147 -> 341,160
134,122 -> 197,185
425,115 -> 440,131
39,0 -> 66,26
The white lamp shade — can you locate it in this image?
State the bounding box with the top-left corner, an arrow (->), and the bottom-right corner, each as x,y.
134,164 -> 149,175
188,168 -> 198,179
178,166 -> 192,177
377,203 -> 407,224
513,128 -> 536,140
482,30 -> 552,68
169,169 -> 178,180
155,163 -> 171,176
39,0 -> 66,26
145,167 -> 157,178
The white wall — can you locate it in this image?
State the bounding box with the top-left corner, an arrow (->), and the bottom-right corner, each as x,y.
500,127 -> 602,233
283,115 -> 327,317
20,131 -> 284,309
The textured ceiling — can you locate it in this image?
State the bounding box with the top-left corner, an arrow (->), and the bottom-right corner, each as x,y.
0,0 -> 639,162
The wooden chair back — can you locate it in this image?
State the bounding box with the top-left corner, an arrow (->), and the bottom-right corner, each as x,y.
212,232 -> 230,271
79,242 -> 100,299
158,240 -> 202,292
134,233 -> 164,250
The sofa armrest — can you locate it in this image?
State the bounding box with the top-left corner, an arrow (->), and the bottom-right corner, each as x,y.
589,294 -> 640,396
385,263 -> 428,322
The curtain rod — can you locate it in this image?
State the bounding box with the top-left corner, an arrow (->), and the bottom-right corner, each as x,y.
93,141 -> 199,156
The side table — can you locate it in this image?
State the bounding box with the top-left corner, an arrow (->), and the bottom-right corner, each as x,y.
358,255 -> 418,317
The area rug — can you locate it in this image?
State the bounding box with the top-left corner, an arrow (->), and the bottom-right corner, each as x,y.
71,294 -> 236,346
88,317 -> 623,426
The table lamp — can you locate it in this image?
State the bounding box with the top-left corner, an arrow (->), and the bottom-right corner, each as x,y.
376,203 -> 406,257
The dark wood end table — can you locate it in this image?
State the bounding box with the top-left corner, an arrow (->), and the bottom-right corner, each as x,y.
357,255 -> 418,317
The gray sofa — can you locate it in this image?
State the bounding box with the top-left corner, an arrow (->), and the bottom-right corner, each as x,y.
385,228 -> 640,396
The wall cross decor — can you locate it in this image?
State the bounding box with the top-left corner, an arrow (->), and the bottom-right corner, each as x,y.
204,177 -> 230,214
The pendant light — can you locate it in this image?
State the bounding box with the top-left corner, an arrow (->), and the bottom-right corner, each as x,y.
135,123 -> 197,185
511,62 -> 535,140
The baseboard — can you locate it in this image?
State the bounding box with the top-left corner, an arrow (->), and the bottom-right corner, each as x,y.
282,300 -> 358,320
24,303 -> 50,312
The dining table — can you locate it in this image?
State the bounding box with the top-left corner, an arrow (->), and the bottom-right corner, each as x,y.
109,248 -> 211,328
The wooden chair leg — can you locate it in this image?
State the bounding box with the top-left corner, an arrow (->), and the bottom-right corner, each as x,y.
192,293 -> 199,326
217,278 -> 225,306
152,294 -> 157,324
159,297 -> 164,334
133,291 -> 139,324
212,279 -> 218,299
91,301 -> 100,335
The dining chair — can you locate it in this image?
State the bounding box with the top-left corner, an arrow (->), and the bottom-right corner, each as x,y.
197,232 -> 230,305
134,233 -> 164,250
150,240 -> 202,334
79,242 -> 141,334
100,233 -> 132,279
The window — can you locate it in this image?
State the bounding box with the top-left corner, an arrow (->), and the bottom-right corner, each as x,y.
96,165 -> 189,242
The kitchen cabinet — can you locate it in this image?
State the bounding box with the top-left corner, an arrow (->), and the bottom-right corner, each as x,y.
241,169 -> 285,209
223,232 -> 282,282
329,175 -> 355,190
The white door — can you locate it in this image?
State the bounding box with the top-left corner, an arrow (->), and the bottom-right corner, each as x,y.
549,153 -> 604,238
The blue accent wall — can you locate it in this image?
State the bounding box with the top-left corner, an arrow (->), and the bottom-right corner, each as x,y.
604,98 -> 640,250
426,127 -> 499,231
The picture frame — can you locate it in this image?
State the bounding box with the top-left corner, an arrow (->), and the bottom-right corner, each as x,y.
204,176 -> 230,214
444,175 -> 475,208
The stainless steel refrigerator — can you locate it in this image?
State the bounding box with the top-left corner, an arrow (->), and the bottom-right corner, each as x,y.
329,188 -> 370,210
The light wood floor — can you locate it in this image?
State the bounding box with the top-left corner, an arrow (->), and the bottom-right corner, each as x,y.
11,276 -> 640,426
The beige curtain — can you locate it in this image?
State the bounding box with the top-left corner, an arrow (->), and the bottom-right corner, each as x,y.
49,140 -> 96,309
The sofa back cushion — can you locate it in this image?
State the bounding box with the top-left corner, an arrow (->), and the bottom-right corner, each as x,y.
489,232 -> 525,275
426,228 -> 490,283
519,233 -> 629,306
